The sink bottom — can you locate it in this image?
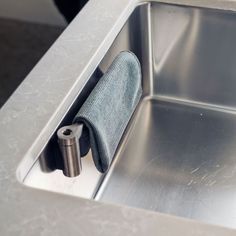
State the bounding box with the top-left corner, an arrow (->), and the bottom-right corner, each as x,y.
96,97 -> 236,228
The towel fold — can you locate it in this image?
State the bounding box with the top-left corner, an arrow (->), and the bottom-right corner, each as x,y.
74,51 -> 142,173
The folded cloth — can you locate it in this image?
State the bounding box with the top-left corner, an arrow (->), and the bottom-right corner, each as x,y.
74,51 -> 142,173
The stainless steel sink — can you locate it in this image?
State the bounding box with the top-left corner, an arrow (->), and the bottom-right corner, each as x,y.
20,2 -> 236,229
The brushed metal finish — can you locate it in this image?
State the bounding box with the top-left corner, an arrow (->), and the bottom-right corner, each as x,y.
57,124 -> 83,177
98,4 -> 236,228
96,98 -> 236,227
152,4 -> 236,108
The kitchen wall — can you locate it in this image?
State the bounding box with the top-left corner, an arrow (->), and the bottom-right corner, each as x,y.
0,0 -> 66,26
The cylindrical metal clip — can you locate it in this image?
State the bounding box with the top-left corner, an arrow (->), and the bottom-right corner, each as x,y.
57,124 -> 83,177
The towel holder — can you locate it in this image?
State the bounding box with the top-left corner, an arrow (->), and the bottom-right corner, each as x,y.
56,51 -> 142,178
57,123 -> 83,177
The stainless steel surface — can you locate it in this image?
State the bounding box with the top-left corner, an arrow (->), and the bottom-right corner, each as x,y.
2,0 -> 236,235
57,124 -> 83,177
98,4 -> 236,228
152,4 -> 236,107
22,2 -> 236,229
97,98 -> 236,228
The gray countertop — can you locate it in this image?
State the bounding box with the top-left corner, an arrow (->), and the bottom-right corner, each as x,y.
1,0 -> 236,235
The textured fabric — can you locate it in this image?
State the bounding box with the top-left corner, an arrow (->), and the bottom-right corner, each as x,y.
74,51 -> 142,173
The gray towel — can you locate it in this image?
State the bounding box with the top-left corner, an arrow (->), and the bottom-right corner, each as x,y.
74,51 -> 142,173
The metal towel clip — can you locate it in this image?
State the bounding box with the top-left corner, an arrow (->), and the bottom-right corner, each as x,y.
57,124 -> 83,177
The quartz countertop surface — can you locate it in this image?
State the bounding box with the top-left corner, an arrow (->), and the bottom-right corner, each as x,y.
1,0 -> 236,235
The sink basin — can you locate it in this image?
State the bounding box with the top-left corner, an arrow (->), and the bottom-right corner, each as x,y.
20,2 -> 236,229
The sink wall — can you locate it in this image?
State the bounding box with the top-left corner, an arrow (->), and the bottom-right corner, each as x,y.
152,3 -> 236,108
